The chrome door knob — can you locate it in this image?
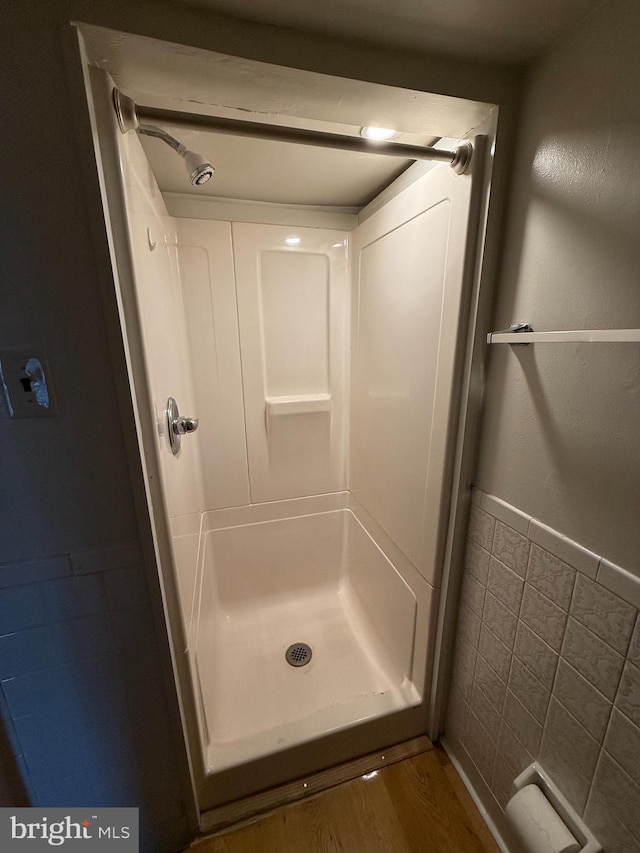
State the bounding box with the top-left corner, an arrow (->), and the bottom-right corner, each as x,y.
165,398 -> 198,455
173,416 -> 199,436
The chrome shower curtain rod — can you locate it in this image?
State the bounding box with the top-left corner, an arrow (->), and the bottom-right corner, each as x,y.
113,89 -> 473,174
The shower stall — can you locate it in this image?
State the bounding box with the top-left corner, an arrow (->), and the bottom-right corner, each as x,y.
81,34 -> 496,824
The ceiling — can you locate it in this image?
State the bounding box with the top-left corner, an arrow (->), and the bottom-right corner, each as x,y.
82,25 -> 497,208
139,127 -> 413,208
82,27 -> 492,136
177,0 -> 605,65
82,0 -> 604,207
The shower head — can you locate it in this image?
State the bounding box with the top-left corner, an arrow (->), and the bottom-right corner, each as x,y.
113,88 -> 214,188
137,124 -> 215,187
181,148 -> 215,186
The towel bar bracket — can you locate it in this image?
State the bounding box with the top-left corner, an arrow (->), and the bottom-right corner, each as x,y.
487,323 -> 534,345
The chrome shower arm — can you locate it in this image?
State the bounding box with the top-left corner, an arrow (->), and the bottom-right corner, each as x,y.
137,124 -> 184,155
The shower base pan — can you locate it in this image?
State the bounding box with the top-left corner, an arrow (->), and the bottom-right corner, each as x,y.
194,508 -> 423,773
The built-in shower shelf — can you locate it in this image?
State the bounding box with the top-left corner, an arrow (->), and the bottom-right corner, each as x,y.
487,323 -> 640,345
265,394 -> 331,416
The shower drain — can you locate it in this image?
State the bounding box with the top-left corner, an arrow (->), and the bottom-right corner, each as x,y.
285,642 -> 313,667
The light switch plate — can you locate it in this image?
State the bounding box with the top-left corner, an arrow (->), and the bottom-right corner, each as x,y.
0,349 -> 57,418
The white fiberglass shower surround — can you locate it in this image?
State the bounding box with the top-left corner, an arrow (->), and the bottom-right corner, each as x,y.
81,30 -> 496,820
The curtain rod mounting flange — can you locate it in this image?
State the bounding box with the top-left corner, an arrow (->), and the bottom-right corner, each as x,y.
113,88 -> 139,134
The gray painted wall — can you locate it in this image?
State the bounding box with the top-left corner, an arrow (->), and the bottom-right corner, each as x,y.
0,0 -> 520,844
476,0 -> 640,572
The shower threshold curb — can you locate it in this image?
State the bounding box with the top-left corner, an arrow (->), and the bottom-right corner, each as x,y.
198,734 -> 432,837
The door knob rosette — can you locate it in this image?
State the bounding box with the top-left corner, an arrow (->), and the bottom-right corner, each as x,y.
165,397 -> 199,455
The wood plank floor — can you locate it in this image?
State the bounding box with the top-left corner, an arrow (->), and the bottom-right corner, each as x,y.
189,745 -> 499,853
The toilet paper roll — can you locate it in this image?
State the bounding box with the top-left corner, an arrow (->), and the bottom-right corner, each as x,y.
505,784 -> 581,853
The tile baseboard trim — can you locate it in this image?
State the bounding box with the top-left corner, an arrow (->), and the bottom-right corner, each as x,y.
598,559 -> 640,611
528,519 -> 599,579
472,488 -> 639,612
480,492 -> 530,536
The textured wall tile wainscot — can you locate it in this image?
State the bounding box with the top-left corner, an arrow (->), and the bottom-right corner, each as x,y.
446,490 -> 640,853
0,545 -> 189,852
